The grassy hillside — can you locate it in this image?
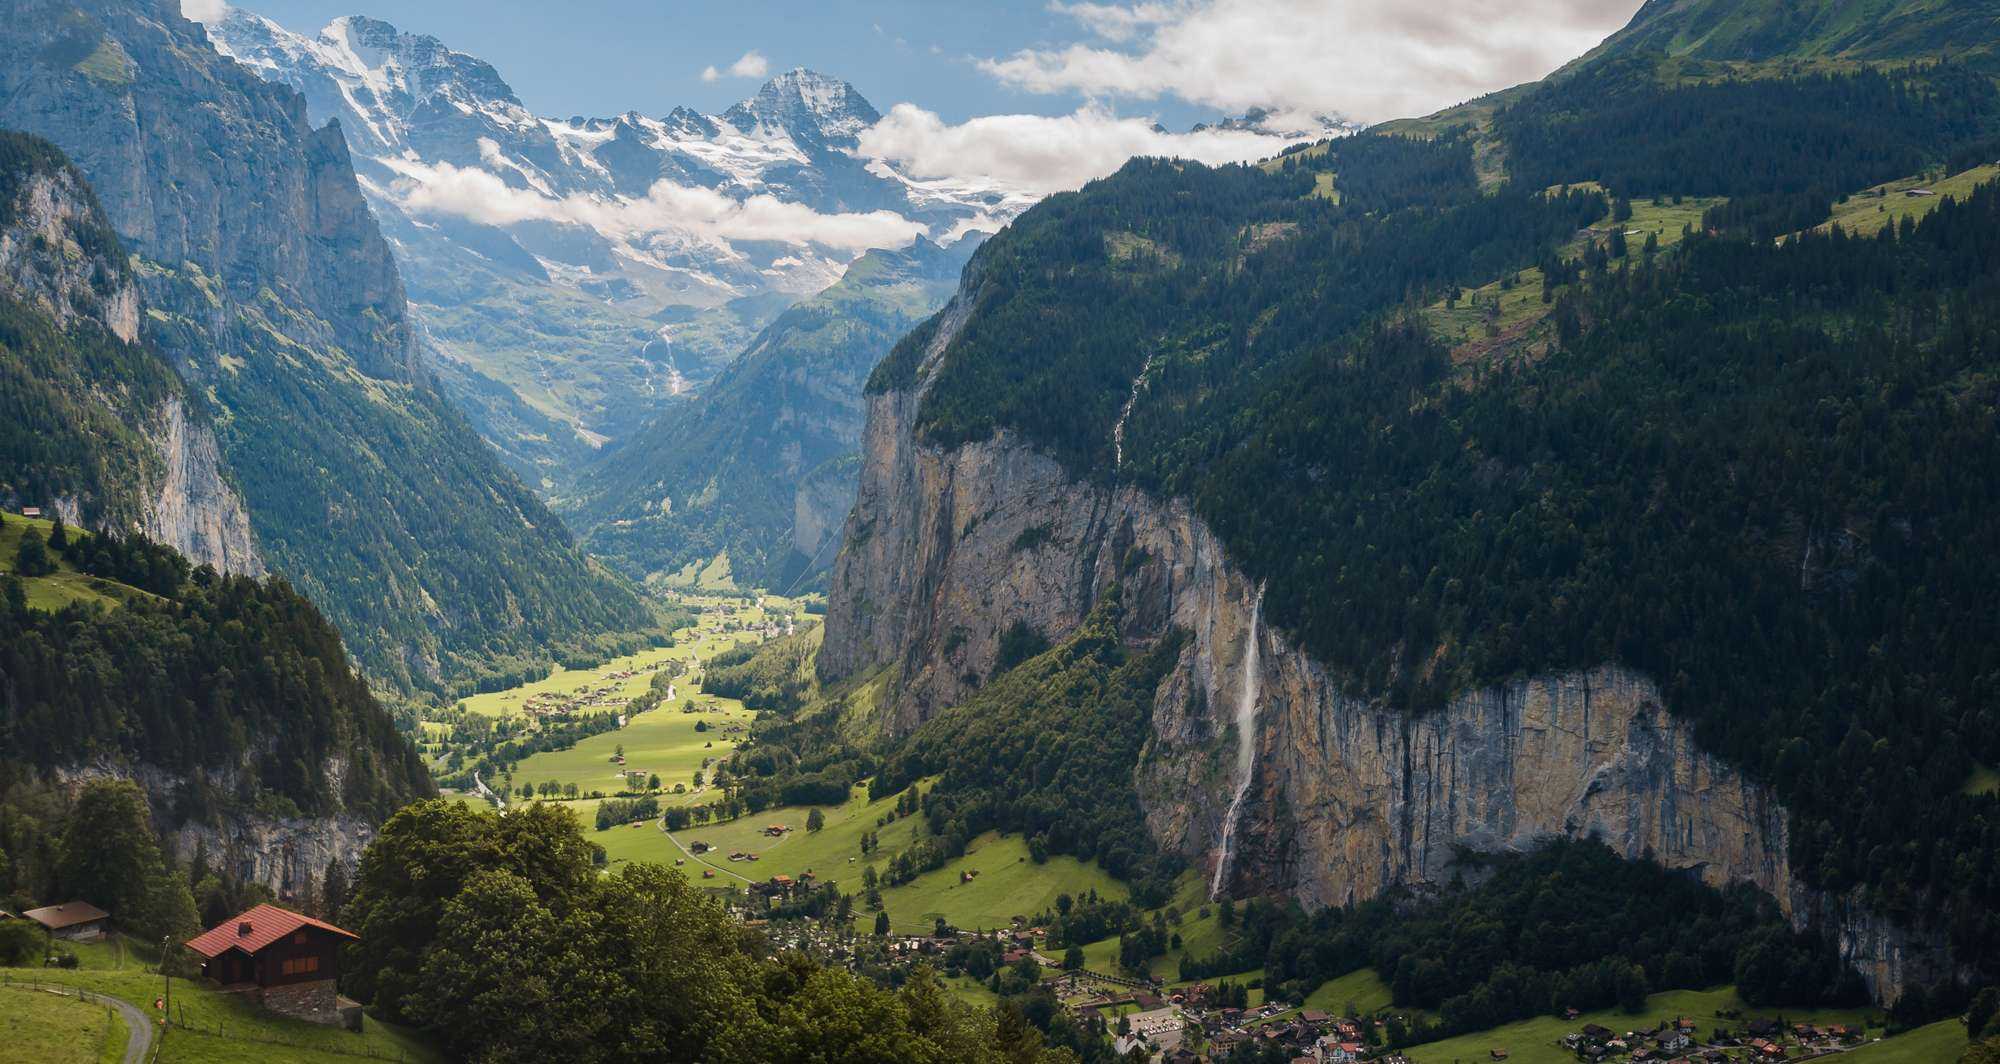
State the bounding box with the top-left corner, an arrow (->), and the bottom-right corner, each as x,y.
872,831 -> 1128,935
0,512 -> 152,611
0,984 -> 126,1064
1582,0 -> 2000,65
0,964 -> 438,1064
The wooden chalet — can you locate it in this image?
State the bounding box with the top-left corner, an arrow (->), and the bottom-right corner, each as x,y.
24,901 -> 109,941
185,903 -> 361,1028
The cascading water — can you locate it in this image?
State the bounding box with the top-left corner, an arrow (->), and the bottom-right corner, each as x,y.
1210,585 -> 1265,899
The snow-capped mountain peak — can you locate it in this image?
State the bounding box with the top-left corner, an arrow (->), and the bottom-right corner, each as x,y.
723,68 -> 881,147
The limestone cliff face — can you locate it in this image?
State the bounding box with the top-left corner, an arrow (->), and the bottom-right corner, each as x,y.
57,763 -> 371,896
822,282 -> 1955,1000
0,149 -> 260,571
139,397 -> 261,574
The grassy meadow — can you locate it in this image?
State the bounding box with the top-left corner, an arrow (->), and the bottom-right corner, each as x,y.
0,984 -> 127,1064
1820,163 -> 2000,237
0,512 -> 155,612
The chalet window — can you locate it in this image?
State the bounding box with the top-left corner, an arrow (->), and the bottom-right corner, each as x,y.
293,932 -> 308,944
280,955 -> 321,976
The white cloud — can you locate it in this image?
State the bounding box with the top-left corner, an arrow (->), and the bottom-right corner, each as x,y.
855,103 -> 1312,198
1051,1 -> 1178,42
181,0 -> 230,23
984,0 -> 1643,125
380,157 -> 927,254
702,50 -> 771,83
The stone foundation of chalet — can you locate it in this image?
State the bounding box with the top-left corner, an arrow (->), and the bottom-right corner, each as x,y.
259,979 -> 342,1026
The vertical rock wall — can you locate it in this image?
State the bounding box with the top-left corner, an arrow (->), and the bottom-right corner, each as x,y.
821,281 -> 1958,1000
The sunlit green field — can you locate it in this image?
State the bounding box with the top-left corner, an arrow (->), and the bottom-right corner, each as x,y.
503,690 -> 754,801
0,512 -> 156,612
663,785 -> 928,881
1304,968 -> 1395,1016
1821,163 -> 2000,237
1404,985 -> 1883,1064
457,641 -> 693,720
0,984 -> 125,1064
1842,1019 -> 1971,1062
872,832 -> 1129,935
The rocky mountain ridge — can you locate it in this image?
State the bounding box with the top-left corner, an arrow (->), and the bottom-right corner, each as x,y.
200,7 -> 1026,484
0,0 -> 652,694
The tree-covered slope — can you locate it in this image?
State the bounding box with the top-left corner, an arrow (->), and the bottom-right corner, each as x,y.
1586,0 -> 2000,65
867,47 -> 2000,983
0,131 -> 177,530
574,236 -> 978,591
0,518 -> 433,829
0,0 -> 655,696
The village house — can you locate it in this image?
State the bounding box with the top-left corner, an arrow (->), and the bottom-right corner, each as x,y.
24,901 -> 109,941
185,904 -> 362,1029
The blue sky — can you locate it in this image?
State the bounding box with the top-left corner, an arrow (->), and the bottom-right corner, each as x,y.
219,0 -> 1186,125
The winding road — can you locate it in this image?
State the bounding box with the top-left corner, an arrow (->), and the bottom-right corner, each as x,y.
105,992 -> 155,1064
659,821 -> 758,884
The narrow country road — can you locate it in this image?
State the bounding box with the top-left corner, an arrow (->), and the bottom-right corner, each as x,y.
106,993 -> 155,1064
659,822 -> 758,884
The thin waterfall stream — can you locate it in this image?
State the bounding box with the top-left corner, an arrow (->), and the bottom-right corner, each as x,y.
1210,585 -> 1265,898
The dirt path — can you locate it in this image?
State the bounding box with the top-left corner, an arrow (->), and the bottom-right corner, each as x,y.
106,993 -> 155,1064
660,823 -> 757,884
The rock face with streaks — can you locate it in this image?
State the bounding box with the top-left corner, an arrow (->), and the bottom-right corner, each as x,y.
139,397 -> 261,573
820,276 -> 1959,1001
0,134 -> 260,571
56,764 -> 371,897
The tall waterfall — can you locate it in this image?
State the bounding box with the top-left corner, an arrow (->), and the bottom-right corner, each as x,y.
1210,586 -> 1265,899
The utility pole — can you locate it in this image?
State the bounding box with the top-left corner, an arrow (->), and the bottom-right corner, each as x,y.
160,935 -> 171,1026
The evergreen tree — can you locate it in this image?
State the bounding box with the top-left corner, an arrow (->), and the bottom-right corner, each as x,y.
13,526 -> 54,577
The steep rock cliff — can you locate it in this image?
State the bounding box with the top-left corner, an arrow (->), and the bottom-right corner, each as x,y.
0,134 -> 259,571
58,764 -> 372,896
822,283 -> 1957,1000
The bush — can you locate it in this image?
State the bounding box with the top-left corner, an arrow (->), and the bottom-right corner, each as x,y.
0,920 -> 43,965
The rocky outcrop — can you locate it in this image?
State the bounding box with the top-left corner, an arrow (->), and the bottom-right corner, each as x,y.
166,812 -> 373,899
56,763 -> 371,897
0,164 -> 140,343
140,398 -> 261,575
821,280 -> 1956,1001
0,140 -> 260,572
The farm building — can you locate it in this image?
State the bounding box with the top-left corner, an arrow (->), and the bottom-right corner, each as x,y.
185,904 -> 362,1029
24,901 -> 109,940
